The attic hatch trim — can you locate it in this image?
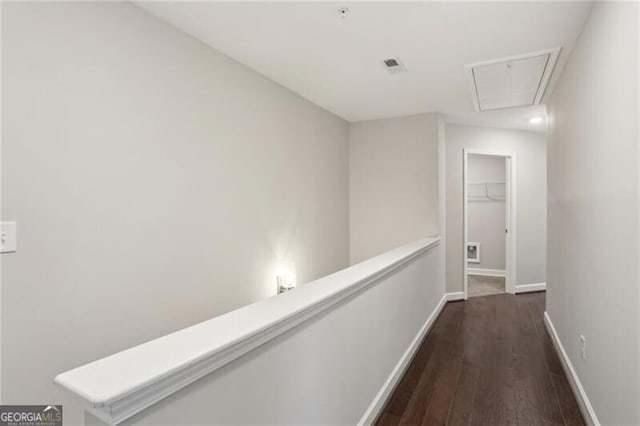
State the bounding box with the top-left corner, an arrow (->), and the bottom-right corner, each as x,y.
464,47 -> 562,112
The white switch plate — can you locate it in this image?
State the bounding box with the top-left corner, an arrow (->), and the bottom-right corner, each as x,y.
1,222 -> 17,253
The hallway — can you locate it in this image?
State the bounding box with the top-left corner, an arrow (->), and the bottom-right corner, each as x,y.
3,2 -> 638,424
377,293 -> 584,425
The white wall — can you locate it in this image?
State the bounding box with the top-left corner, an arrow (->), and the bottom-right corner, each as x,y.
1,2 -> 349,423
445,125 -> 546,293
467,154 -> 505,271
349,114 -> 440,264
546,2 -> 639,424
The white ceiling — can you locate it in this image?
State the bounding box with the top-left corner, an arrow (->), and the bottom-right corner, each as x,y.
444,104 -> 548,133
137,1 -> 592,129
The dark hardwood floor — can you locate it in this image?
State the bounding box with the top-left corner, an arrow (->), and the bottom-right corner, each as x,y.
376,292 -> 585,426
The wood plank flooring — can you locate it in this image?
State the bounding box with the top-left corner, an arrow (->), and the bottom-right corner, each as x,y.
377,292 -> 585,426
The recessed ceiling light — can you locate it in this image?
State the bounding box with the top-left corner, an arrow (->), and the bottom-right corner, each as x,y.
529,117 -> 544,124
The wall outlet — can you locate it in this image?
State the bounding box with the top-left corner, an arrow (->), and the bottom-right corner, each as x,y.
580,334 -> 586,360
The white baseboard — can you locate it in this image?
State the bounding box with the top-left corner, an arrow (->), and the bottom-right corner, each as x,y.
446,291 -> 465,301
359,293 -> 447,425
543,312 -> 599,426
468,268 -> 505,277
515,282 -> 546,293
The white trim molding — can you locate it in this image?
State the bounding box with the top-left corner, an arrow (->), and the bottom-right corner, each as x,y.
467,268 -> 505,278
55,238 -> 441,425
515,282 -> 546,293
360,294 -> 447,425
544,312 -> 600,426
446,292 -> 466,301
464,47 -> 561,112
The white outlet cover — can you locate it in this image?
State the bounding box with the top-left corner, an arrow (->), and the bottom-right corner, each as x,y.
1,222 -> 17,253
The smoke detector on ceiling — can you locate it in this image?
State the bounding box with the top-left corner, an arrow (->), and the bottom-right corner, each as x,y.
465,47 -> 561,111
382,57 -> 407,74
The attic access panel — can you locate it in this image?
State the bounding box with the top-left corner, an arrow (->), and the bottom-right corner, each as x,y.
465,48 -> 561,111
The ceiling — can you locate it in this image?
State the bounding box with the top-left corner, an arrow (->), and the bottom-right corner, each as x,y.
137,1 -> 592,130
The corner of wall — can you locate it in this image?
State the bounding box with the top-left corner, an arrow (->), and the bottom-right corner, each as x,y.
437,114 -> 447,295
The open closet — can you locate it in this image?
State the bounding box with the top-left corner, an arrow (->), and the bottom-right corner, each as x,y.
466,153 -> 507,297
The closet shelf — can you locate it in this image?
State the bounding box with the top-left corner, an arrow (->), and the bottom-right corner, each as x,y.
467,182 -> 505,202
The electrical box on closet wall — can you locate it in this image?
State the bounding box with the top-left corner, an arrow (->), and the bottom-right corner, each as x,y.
467,242 -> 480,263
1,222 -> 17,253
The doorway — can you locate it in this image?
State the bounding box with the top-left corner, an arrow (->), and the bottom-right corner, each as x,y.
463,149 -> 516,299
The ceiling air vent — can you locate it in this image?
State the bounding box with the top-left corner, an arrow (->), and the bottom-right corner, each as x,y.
382,57 -> 406,74
465,48 -> 561,111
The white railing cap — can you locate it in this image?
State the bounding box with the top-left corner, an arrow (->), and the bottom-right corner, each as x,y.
55,237 -> 440,425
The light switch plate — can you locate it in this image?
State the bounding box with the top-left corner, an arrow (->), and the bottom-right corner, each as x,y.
1,222 -> 17,253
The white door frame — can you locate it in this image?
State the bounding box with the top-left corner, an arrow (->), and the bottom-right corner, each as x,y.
463,148 -> 517,299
